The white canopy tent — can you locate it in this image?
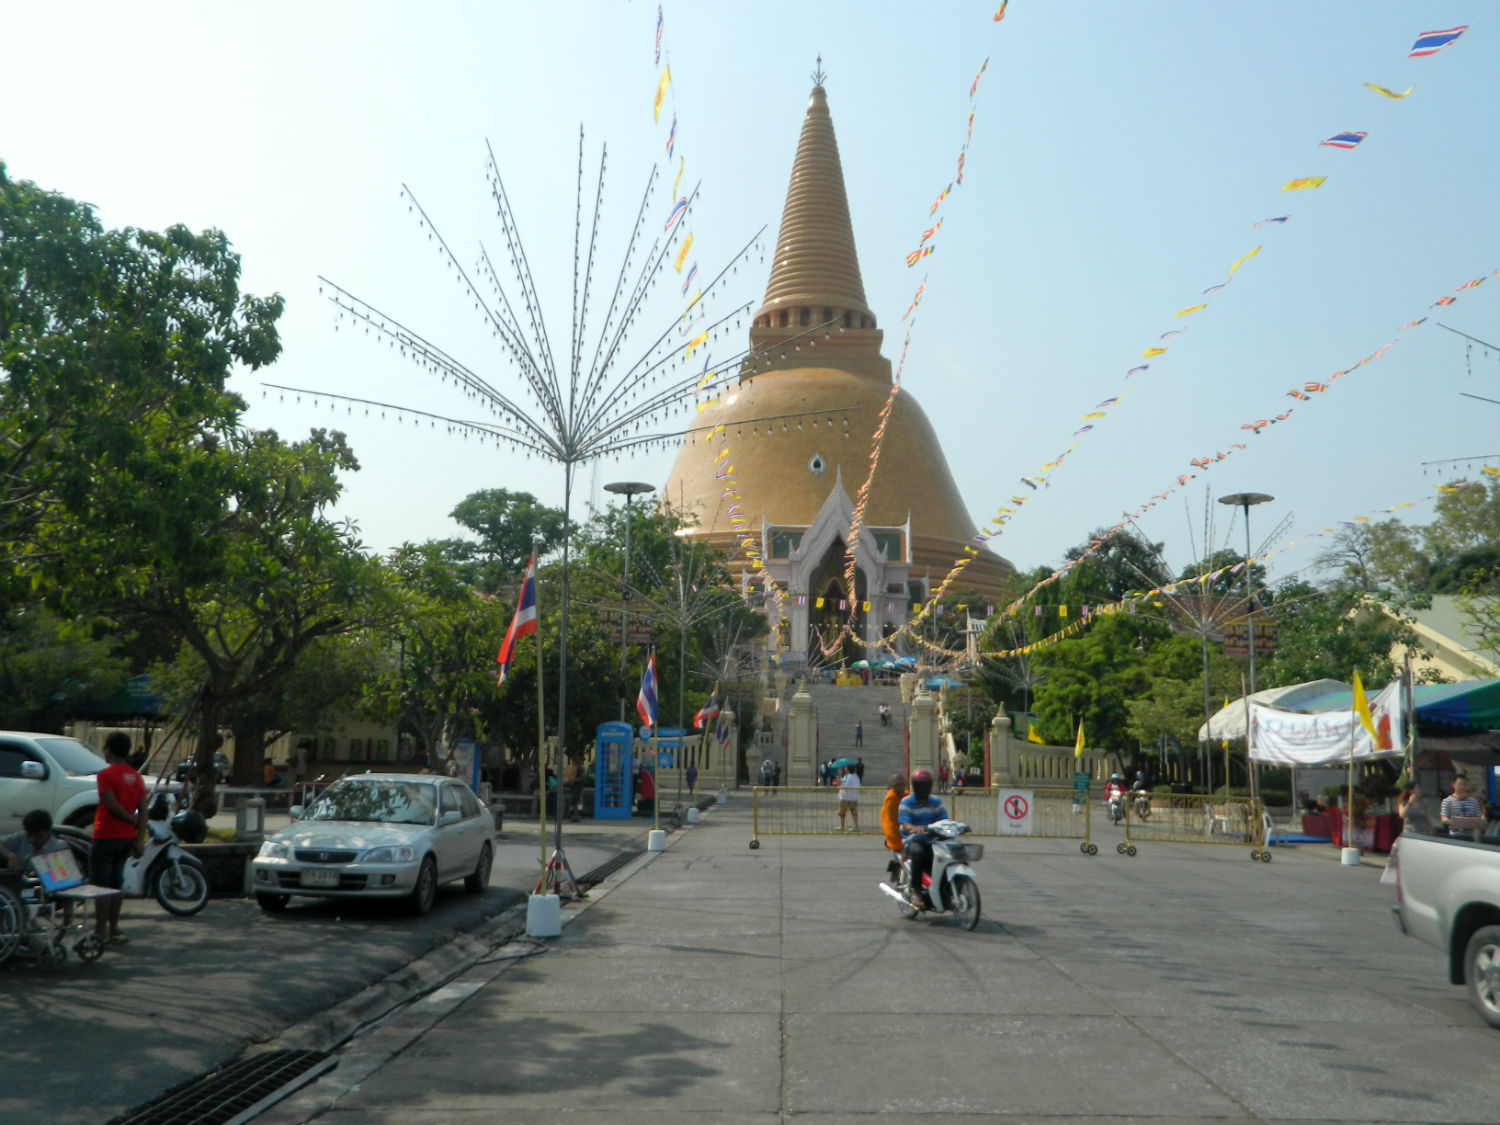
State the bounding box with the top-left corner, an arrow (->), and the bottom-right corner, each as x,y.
1197,679 -> 1350,744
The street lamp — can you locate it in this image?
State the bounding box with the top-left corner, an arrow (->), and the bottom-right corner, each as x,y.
1217,492 -> 1274,696
605,482 -> 656,722
1219,491 -> 1273,799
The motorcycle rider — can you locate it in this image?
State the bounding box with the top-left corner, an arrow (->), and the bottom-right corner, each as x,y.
897,768 -> 949,909
1130,770 -> 1152,819
1103,773 -> 1128,822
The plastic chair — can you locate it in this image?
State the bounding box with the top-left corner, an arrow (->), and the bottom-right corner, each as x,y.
1262,810 -> 1288,846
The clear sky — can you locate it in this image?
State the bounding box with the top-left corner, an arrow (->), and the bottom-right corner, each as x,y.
7,2 -> 1497,590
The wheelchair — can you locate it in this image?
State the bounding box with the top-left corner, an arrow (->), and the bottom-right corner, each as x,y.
0,849 -> 108,969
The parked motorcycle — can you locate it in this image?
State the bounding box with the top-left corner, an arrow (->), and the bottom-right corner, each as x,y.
57,805 -> 210,916
878,819 -> 983,930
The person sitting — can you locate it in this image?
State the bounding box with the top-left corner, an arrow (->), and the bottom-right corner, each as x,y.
0,809 -> 71,871
880,774 -> 908,874
897,769 -> 949,909
263,758 -> 279,787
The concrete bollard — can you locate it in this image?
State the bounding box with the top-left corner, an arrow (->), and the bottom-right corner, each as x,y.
647,829 -> 667,852
686,807 -> 700,824
525,893 -> 562,937
1340,847 -> 1361,866
716,787 -> 728,805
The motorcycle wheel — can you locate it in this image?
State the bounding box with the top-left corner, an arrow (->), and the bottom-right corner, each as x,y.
950,875 -> 981,930
154,864 -> 210,916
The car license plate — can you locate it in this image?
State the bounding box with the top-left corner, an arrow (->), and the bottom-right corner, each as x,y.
300,868 -> 340,888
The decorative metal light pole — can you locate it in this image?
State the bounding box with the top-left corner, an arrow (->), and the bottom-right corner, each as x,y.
1219,491 -> 1273,799
604,481 -> 656,723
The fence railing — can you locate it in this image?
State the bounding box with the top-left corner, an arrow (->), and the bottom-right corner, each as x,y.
747,785 -> 1098,854
1122,793 -> 1268,859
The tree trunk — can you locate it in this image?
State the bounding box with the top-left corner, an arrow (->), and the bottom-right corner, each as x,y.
192,694 -> 225,818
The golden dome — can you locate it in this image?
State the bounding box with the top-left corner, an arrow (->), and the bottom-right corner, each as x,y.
663,82 -> 1012,599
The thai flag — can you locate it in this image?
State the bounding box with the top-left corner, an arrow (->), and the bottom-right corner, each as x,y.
693,685 -> 720,729
495,556 -> 537,685
1409,26 -> 1466,57
637,653 -> 659,729
1319,131 -> 1367,150
714,710 -> 730,747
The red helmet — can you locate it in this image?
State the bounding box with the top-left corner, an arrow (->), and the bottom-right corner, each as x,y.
910,768 -> 934,800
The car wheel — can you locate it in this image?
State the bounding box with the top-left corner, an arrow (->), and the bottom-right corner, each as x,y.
408,856 -> 438,916
65,807 -> 95,830
1464,924 -> 1500,1030
256,893 -> 290,914
464,842 -> 493,894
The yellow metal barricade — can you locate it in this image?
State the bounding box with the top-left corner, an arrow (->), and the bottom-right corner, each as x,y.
749,785 -> 1096,855
1120,794 -> 1269,860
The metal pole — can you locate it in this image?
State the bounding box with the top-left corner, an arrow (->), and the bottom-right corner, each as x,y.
605,482 -> 655,723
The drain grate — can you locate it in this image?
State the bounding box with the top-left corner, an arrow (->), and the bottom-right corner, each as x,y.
577,848 -> 645,888
108,1048 -> 334,1125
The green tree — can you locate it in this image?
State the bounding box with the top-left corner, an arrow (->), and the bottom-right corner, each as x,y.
1260,580 -> 1421,687
124,429 -> 379,814
0,163 -> 281,591
0,605 -> 130,730
440,489 -> 567,593
1030,613 -> 1169,752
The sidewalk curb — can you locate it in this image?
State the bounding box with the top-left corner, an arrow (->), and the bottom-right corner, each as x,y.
240,800 -> 730,1122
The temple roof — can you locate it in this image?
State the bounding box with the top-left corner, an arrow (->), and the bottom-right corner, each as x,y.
754,85 -> 874,326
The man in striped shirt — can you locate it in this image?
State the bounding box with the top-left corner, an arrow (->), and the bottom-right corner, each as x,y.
1439,776 -> 1484,840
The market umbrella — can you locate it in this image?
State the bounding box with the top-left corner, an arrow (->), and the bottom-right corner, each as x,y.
925,675 -> 965,690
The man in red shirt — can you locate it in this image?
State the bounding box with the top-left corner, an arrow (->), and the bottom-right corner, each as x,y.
93,731 -> 148,945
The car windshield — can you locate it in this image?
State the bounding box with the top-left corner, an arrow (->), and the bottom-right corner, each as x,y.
35,738 -> 106,776
305,780 -> 437,826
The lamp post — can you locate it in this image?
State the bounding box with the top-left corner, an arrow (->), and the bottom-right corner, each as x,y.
605,482 -> 656,723
1219,491 -> 1273,799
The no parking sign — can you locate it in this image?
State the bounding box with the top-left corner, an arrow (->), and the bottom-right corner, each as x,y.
996,789 -> 1034,835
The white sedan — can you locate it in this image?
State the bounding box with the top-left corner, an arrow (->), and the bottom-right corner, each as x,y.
251,773 -> 495,915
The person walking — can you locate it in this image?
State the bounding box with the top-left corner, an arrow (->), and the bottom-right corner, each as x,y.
854,757 -> 865,781
836,765 -> 861,833
854,720 -> 863,748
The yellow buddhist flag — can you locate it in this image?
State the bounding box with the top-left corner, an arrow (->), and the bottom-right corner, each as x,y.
1058,604 -> 1067,617
1228,245 -> 1262,275
1351,670 -> 1380,743
1026,725 -> 1045,745
674,232 -> 693,272
684,330 -> 707,358
1074,722 -> 1085,759
861,601 -> 870,612
1281,176 -> 1327,192
1363,82 -> 1412,99
672,156 -> 684,198
1143,346 -> 1167,359
653,65 -> 671,123
815,598 -> 824,609
1174,303 -> 1208,318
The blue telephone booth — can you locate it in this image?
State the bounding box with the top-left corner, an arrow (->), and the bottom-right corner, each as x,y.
594,722 -> 634,820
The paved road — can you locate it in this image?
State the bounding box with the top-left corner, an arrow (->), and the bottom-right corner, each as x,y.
259,803 -> 1497,1125
0,819 -> 649,1125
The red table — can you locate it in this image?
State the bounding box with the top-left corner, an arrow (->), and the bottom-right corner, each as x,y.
1304,809 -> 1399,852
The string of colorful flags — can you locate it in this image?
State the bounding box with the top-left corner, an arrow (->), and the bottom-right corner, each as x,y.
653,5 -> 788,634
904,475 -> 1495,663
818,38 -> 1003,661
880,19 -> 1482,656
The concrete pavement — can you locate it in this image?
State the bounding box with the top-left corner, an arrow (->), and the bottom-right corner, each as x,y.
256,797 -> 1497,1125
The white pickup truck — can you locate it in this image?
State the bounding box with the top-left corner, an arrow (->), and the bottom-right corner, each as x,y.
0,731 -> 121,832
1393,827 -> 1500,1029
